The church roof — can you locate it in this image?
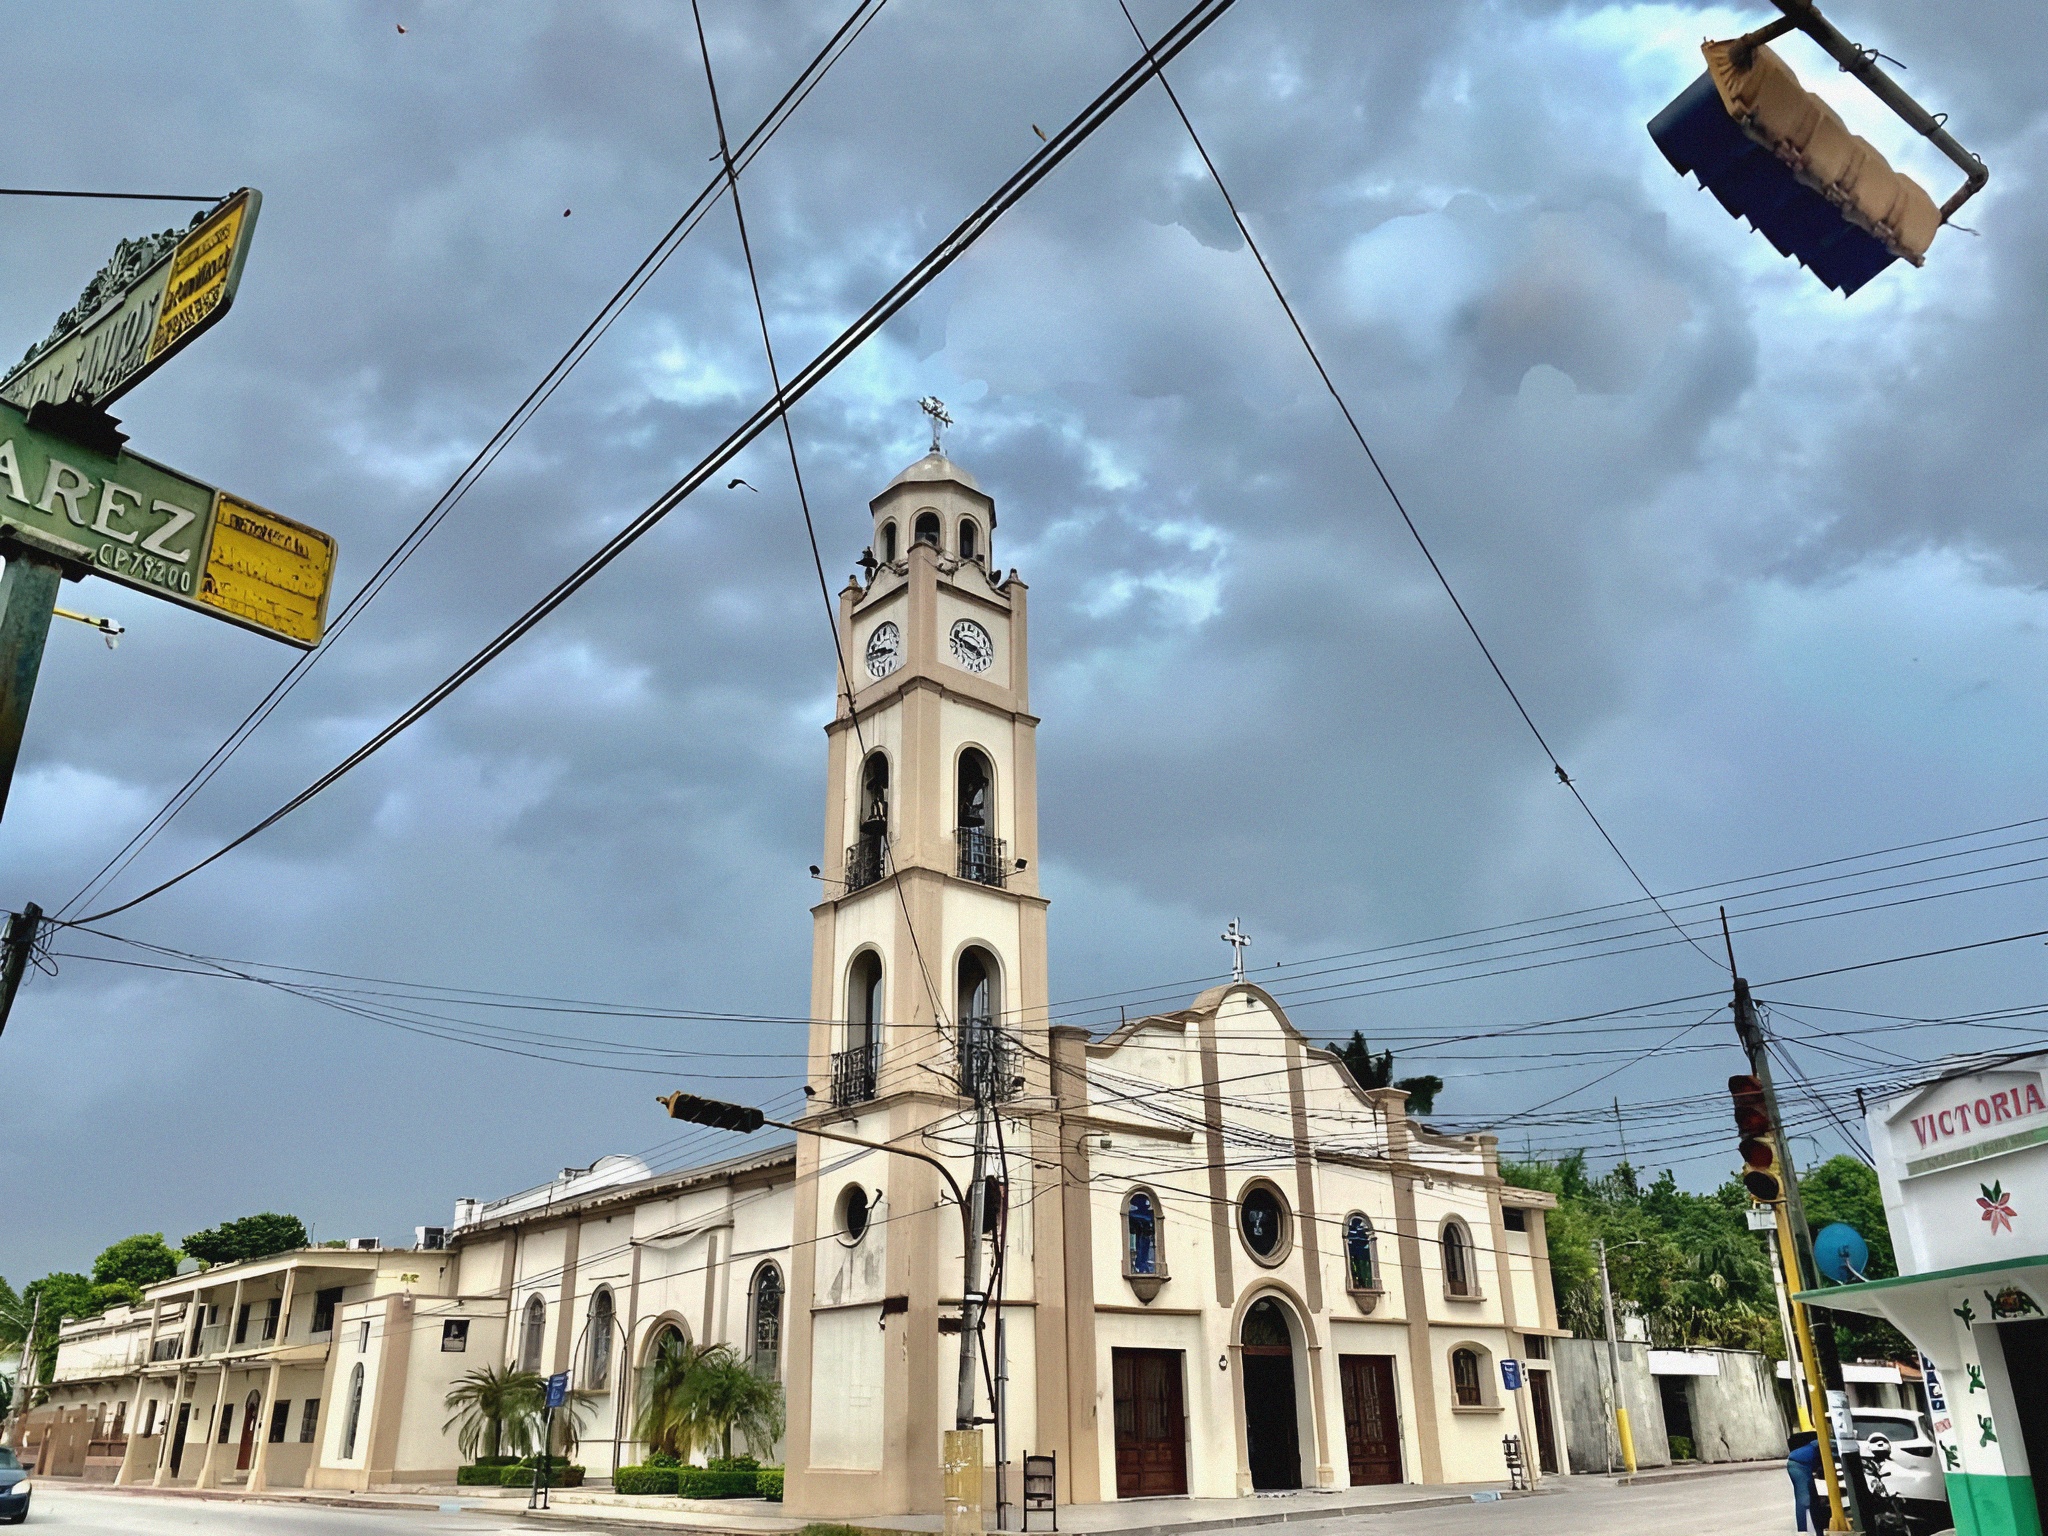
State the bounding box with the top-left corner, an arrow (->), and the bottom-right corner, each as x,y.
884,450 -> 982,495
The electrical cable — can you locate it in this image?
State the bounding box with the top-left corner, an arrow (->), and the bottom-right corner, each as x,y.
0,188 -> 225,203
65,0 -> 1243,928
1117,0 -> 1723,976
57,0 -> 893,921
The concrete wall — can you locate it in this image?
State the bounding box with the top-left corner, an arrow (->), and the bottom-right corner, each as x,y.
1553,1338 -> 1669,1475
1662,1350 -> 1788,1464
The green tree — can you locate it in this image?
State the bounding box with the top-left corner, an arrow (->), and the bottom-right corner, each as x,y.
1328,1030 -> 1444,1115
93,1233 -> 181,1290
181,1213 -> 308,1267
1800,1155 -> 1911,1361
0,1276 -> 26,1351
690,1347 -> 786,1461
443,1365 -> 544,1461
636,1333 -> 712,1461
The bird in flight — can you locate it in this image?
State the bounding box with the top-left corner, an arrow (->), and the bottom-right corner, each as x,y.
727,478 -> 758,492
396,22 -> 407,32
1032,124 -> 1048,142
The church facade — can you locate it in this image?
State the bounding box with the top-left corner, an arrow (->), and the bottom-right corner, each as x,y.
782,448 -> 1569,1515
28,448 -> 1567,1513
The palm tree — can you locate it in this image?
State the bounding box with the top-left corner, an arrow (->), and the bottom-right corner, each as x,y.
443,1365 -> 544,1462
692,1347 -> 785,1461
635,1332 -> 711,1461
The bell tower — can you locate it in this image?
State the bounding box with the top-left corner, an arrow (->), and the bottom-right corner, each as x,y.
783,438 -> 1064,1518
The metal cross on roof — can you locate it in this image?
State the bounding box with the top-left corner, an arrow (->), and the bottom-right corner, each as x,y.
919,395 -> 952,454
1221,918 -> 1251,982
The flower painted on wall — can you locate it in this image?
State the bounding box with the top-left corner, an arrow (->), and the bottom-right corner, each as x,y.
1979,1181 -> 2018,1235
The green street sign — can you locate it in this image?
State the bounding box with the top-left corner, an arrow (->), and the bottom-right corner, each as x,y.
2,189 -> 261,411
0,397 -> 334,648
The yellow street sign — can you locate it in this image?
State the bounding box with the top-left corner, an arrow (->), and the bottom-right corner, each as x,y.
149,194 -> 253,362
197,495 -> 337,648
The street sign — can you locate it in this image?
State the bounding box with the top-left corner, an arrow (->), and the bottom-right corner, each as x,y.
544,1371 -> 570,1409
1500,1358 -> 1524,1392
2,189 -> 261,412
0,397 -> 334,647
1745,1205 -> 1777,1231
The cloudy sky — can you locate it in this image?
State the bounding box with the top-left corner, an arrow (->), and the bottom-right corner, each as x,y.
4,0 -> 2045,1281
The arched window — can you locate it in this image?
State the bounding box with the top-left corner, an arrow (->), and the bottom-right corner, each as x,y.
880,521 -> 898,563
1127,1192 -> 1159,1276
342,1363 -> 366,1458
1345,1213 -> 1377,1291
587,1288 -> 615,1389
957,749 -> 992,832
647,1321 -> 688,1366
848,951 -> 884,1052
750,1264 -> 783,1377
959,519 -> 979,562
957,947 -> 1006,1095
955,749 -> 1002,885
1443,1221 -> 1474,1298
914,510 -> 941,547
1451,1348 -> 1483,1407
519,1295 -> 547,1372
1241,1296 -> 1292,1349
958,948 -> 995,1029
850,753 -> 889,892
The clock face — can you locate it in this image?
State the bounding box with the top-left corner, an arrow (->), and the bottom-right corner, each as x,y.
949,619 -> 994,674
864,622 -> 902,679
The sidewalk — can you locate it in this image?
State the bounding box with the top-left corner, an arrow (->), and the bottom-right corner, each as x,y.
57,1473 -> 1553,1535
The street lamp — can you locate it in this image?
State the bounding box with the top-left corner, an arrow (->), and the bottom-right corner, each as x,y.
1594,1238 -> 1647,1475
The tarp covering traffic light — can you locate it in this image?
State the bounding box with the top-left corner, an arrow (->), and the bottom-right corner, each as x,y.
1729,1074 -> 1784,1202
1650,40 -> 1939,295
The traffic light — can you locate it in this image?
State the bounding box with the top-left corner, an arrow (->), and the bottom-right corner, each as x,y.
1729,1074 -> 1783,1202
1649,37 -> 1938,295
656,1091 -> 766,1133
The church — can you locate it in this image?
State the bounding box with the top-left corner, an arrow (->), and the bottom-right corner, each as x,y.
38,445 -> 1568,1514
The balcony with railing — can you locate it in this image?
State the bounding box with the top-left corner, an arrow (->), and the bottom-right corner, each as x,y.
957,1022 -> 1020,1101
148,1337 -> 183,1362
955,827 -> 1007,886
844,834 -> 888,893
831,1041 -> 880,1106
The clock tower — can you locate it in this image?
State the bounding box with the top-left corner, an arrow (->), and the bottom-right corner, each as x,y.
783,447 -> 1081,1517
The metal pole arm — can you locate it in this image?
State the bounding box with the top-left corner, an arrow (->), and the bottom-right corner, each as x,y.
1770,0 -> 1989,218
767,1117 -> 970,1216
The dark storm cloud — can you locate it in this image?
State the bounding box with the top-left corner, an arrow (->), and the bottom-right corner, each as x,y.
5,0 -> 2047,1276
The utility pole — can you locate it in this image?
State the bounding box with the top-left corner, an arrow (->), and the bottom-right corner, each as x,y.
947,1027 -> 995,1536
10,1291 -> 41,1434
1723,911 -> 1868,1534
0,903 -> 43,1040
1595,1239 -> 1637,1475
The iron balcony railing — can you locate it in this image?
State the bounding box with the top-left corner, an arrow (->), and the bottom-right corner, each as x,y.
832,1041 -> 880,1106
955,828 -> 1007,886
845,834 -> 888,893
957,1021 -> 1020,1101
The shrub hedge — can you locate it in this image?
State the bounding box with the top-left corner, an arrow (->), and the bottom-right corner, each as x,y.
758,1468 -> 785,1502
457,1464 -> 510,1486
677,1468 -> 761,1498
499,1457 -> 584,1488
1668,1434 -> 1695,1461
613,1465 -> 680,1495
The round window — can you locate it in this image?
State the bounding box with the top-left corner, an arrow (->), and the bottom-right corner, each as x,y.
839,1185 -> 871,1243
1240,1185 -> 1287,1259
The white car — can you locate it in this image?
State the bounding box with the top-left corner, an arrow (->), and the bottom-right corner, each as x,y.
1852,1408 -> 1949,1535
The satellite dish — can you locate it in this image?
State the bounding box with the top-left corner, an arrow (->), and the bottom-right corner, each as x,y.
1814,1222 -> 1870,1283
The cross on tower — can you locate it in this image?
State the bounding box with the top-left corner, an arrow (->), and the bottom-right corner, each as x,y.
1221,918 -> 1251,982
919,395 -> 953,454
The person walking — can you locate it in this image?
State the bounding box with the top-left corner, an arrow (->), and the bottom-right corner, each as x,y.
1787,1430 -> 1824,1532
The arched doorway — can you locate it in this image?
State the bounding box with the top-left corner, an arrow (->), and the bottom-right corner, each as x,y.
1241,1297 -> 1302,1490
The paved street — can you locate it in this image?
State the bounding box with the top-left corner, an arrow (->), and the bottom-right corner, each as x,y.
27,1469 -> 1791,1536
12,1491 -> 525,1536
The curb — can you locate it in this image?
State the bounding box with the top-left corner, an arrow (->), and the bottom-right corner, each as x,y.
1615,1461 -> 1783,1487
60,1482 -> 464,1513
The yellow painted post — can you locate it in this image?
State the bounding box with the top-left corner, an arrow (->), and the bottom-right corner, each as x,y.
1615,1406 -> 1637,1476
1777,1208 -> 1850,1532
944,1428 -> 984,1536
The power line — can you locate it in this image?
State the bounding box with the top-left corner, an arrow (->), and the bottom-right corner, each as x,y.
64,0 -> 1242,928
57,0 -> 893,921
0,188 -> 225,203
1117,0 -> 1722,976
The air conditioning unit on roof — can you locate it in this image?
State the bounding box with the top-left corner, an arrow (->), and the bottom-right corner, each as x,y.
415,1226 -> 447,1251
347,1238 -> 379,1251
